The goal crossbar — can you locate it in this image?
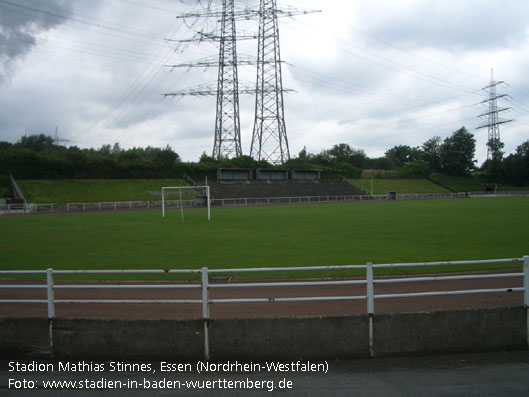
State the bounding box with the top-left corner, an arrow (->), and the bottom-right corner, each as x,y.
162,186 -> 210,221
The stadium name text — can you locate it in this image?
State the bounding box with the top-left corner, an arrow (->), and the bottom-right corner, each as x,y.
8,361 -> 153,373
8,360 -> 328,374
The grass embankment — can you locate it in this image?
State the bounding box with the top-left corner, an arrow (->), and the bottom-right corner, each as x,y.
349,179 -> 450,195
1,198 -> 527,279
429,174 -> 484,192
17,179 -> 192,204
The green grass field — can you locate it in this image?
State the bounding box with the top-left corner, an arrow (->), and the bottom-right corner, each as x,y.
349,179 -> 450,194
17,179 -> 192,204
1,197 -> 527,279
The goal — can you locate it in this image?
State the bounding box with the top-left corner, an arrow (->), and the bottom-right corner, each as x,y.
161,186 -> 210,221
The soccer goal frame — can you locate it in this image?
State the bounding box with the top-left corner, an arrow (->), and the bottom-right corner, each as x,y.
161,186 -> 210,221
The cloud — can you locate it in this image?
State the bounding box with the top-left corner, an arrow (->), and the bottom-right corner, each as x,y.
360,0 -> 529,51
0,0 -> 73,84
0,0 -> 528,165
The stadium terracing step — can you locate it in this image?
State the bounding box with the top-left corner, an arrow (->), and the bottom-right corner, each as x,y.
207,179 -> 366,200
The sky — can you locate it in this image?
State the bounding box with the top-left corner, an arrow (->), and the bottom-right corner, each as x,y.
0,0 -> 528,165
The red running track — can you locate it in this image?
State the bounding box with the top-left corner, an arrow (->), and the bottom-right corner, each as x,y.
0,272 -> 523,319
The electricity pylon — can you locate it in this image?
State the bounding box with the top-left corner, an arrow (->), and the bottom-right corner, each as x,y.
165,1 -> 318,163
250,0 -> 289,165
212,0 -> 242,159
476,69 -> 513,159
166,0 -> 242,159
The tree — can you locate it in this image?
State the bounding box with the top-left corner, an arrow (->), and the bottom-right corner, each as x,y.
440,127 -> 476,176
328,143 -> 354,163
398,160 -> 431,178
365,156 -> 395,170
16,134 -> 55,152
385,145 -> 421,167
421,136 -> 442,172
484,138 -> 505,182
298,146 -> 308,160
502,140 -> 529,185
316,143 -> 367,168
111,143 -> 121,154
487,137 -> 505,162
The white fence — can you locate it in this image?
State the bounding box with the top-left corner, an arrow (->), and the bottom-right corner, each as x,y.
0,199 -> 194,214
0,256 -> 527,359
2,190 -> 528,214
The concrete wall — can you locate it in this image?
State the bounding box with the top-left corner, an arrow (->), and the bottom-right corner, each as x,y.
374,306 -> 527,356
0,318 -> 49,357
53,318 -> 204,360
208,315 -> 369,360
0,307 -> 526,360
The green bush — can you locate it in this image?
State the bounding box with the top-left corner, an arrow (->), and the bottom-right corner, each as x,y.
0,174 -> 11,197
398,160 -> 431,178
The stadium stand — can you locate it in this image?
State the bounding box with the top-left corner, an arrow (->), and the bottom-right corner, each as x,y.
207,179 -> 366,199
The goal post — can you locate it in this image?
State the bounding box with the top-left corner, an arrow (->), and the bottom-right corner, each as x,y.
162,186 -> 210,221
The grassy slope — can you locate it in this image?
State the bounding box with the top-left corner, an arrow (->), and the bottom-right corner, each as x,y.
349,179 -> 450,194
17,179 -> 192,204
430,174 -> 484,192
1,198 -> 527,278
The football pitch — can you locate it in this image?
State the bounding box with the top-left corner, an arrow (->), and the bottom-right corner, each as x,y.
1,197 -> 528,279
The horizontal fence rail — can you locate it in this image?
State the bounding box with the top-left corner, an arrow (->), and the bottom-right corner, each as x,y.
2,191 -> 529,214
0,256 -> 528,359
0,258 -> 527,314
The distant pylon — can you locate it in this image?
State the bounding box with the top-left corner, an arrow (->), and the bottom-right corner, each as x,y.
476,69 -> 513,159
212,0 -> 242,159
250,0 -> 290,165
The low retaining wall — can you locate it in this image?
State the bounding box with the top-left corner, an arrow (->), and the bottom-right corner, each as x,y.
373,307 -> 527,356
208,316 -> 369,361
0,318 -> 49,357
1,306 -> 526,360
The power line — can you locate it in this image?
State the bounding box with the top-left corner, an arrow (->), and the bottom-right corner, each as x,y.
286,62 -> 478,108
0,0 -> 165,47
283,19 -> 481,94
347,24 -> 484,82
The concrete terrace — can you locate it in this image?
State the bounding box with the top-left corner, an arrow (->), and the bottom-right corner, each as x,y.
207,179 -> 366,200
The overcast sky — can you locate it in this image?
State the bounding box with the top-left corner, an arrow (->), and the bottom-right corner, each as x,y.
0,0 -> 528,165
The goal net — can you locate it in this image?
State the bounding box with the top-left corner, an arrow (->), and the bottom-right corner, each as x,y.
161,186 -> 210,222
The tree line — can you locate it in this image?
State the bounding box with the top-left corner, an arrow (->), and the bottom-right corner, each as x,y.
286,126 -> 528,185
1,127 -> 528,197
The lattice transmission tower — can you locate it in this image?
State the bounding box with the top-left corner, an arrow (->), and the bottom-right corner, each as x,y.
165,0 -> 243,159
212,0 -> 242,159
476,69 -> 513,159
250,0 -> 289,165
165,1 -> 317,163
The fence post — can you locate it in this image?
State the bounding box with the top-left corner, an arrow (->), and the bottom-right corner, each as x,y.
201,267 -> 210,360
162,188 -> 165,218
46,268 -> 55,358
523,255 -> 529,347
366,262 -> 375,358
206,186 -> 211,221
46,268 -> 55,319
